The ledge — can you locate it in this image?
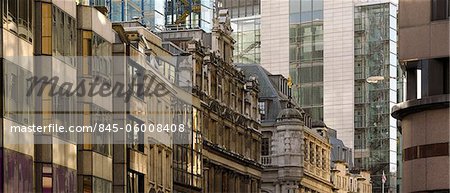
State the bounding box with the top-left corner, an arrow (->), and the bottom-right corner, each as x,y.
391,94 -> 450,120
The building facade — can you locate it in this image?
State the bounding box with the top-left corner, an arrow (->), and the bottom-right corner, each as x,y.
108,0 -> 166,31
1,1 -> 186,192
260,0 -> 290,76
266,7 -> 402,191
352,2 -> 399,192
289,0 -> 325,121
221,0 -> 261,65
392,0 -> 450,192
261,108 -> 333,193
1,0 -> 35,192
237,64 -> 334,193
106,0 -> 214,32
329,128 -> 353,168
329,128 -> 371,193
76,4 -> 114,193
112,21 -> 181,193
331,162 -> 372,193
160,9 -> 263,193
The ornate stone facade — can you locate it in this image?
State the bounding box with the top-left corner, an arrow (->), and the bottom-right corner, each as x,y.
331,162 -> 372,193
261,108 -> 333,193
160,9 -> 263,193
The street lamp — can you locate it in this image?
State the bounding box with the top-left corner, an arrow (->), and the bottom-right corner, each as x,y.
366,76 -> 385,84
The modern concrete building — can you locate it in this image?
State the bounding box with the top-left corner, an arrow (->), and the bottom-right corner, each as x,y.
392,0 -> 450,192
1,1 -> 186,192
1,0 -> 35,192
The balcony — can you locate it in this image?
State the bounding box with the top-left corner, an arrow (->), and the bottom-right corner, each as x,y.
261,156 -> 272,166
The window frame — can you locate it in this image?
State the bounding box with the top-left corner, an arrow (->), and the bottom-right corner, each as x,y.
431,0 -> 450,21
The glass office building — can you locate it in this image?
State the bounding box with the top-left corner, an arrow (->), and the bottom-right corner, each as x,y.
165,0 -> 214,32
230,16 -> 260,64
353,3 -> 399,193
107,0 -> 165,31
107,0 -> 214,32
289,0 -> 324,120
287,1 -> 399,192
222,0 -> 261,64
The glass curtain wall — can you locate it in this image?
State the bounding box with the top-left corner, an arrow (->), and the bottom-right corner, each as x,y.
231,16 -> 260,64
289,0 -> 324,121
221,0 -> 261,18
354,3 -> 398,193
165,0 -> 213,32
107,0 -> 165,31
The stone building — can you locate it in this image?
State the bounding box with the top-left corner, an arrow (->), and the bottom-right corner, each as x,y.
237,64 -> 332,193
262,108 -> 332,193
160,9 -> 263,193
392,0 -> 450,192
331,162 -> 372,193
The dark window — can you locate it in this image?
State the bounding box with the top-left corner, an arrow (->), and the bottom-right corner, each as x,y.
52,5 -> 76,65
404,142 -> 449,161
404,146 -> 418,161
261,138 -> 270,156
92,105 -> 112,156
432,0 -> 449,21
128,63 -> 145,99
3,61 -> 34,125
127,171 -> 144,193
4,150 -> 33,193
420,143 -> 449,158
18,0 -> 32,41
442,58 -> 449,94
7,0 -> 17,25
53,165 -> 77,193
127,117 -> 145,152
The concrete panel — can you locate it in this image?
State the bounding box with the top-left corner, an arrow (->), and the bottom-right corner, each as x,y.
409,158 -> 427,191
93,94 -> 113,112
92,152 -> 113,180
426,156 -> 450,190
91,9 -> 114,43
53,0 -> 77,18
425,108 -> 450,145
3,29 -> 19,62
80,151 -> 93,175
51,57 -> 77,87
3,119 -> 35,156
52,138 -> 77,170
398,0 -> 431,28
399,25 -> 431,61
430,21 -> 450,58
